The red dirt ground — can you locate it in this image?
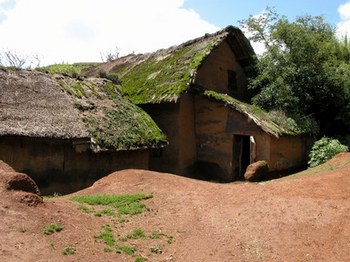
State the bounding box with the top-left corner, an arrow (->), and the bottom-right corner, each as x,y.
1,153 -> 349,261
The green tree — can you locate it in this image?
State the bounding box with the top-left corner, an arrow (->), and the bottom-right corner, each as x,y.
240,8 -> 350,135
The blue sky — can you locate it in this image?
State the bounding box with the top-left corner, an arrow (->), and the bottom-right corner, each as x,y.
0,0 -> 349,66
184,0 -> 347,28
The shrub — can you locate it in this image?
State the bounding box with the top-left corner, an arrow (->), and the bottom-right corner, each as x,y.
308,137 -> 348,167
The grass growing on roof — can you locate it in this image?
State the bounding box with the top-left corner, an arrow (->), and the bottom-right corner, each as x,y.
83,92 -> 167,150
56,76 -> 167,150
121,41 -> 216,104
38,62 -> 99,77
203,90 -> 317,136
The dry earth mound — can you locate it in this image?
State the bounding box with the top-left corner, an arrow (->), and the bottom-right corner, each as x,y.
0,154 -> 349,261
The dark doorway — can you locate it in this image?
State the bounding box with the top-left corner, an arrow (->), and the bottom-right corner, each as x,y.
233,135 -> 251,179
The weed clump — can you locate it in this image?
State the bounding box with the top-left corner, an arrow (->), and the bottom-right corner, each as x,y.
43,224 -> 64,235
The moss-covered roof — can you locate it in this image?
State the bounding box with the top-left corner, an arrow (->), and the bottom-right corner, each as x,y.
0,67 -> 167,151
202,90 -> 316,137
56,76 -> 167,151
84,26 -> 256,105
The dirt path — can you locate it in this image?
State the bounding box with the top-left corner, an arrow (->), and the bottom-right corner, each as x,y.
1,154 -> 349,261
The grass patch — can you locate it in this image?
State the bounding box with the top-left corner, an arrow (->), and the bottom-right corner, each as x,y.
96,225 -> 136,256
134,257 -> 146,262
96,225 -> 116,247
149,230 -> 162,239
70,194 -> 153,215
62,245 -> 76,255
74,194 -> 174,259
129,228 -> 146,239
121,228 -> 146,242
116,244 -> 136,255
104,247 -> 113,253
44,224 -> 63,235
148,230 -> 173,244
94,208 -> 117,217
77,204 -> 94,213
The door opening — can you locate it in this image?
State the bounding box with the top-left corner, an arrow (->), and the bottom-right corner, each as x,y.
233,135 -> 252,179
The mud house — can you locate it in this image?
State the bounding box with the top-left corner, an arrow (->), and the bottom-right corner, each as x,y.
87,26 -> 314,181
0,67 -> 166,193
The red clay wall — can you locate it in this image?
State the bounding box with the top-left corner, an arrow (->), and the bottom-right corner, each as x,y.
142,102 -> 181,174
195,40 -> 249,99
194,97 -> 313,177
178,94 -> 197,175
194,95 -> 275,180
0,136 -> 149,194
143,95 -> 197,177
269,136 -> 314,171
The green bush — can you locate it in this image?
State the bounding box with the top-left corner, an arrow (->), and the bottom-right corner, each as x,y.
308,137 -> 348,167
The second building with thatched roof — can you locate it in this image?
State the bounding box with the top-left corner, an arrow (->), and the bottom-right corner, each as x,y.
87,26 -> 315,181
0,66 -> 167,193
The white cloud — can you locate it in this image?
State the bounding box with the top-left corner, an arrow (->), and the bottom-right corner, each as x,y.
0,0 -> 219,65
337,1 -> 350,39
0,0 -> 16,23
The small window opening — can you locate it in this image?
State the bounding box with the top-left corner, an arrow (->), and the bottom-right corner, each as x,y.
227,70 -> 237,92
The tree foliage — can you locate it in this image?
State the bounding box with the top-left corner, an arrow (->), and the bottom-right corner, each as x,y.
240,8 -> 350,136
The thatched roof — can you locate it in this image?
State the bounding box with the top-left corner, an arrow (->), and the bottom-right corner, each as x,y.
84,26 -> 256,104
0,67 -> 166,151
81,26 -> 314,137
202,90 -> 315,137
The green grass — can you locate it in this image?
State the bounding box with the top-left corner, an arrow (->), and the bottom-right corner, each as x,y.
72,194 -> 175,259
116,244 -> 136,255
121,228 -> 146,242
149,230 -> 162,239
70,194 -> 153,215
121,40 -> 216,104
96,225 -> 115,247
129,228 -> 146,239
77,204 -> 94,213
44,223 -> 64,235
38,62 -> 98,78
94,208 -> 116,217
62,245 -> 76,255
96,225 -> 136,256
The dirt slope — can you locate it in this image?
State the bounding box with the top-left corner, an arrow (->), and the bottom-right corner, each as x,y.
1,154 -> 350,261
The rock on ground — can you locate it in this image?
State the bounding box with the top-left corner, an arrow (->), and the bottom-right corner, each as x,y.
244,160 -> 269,182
